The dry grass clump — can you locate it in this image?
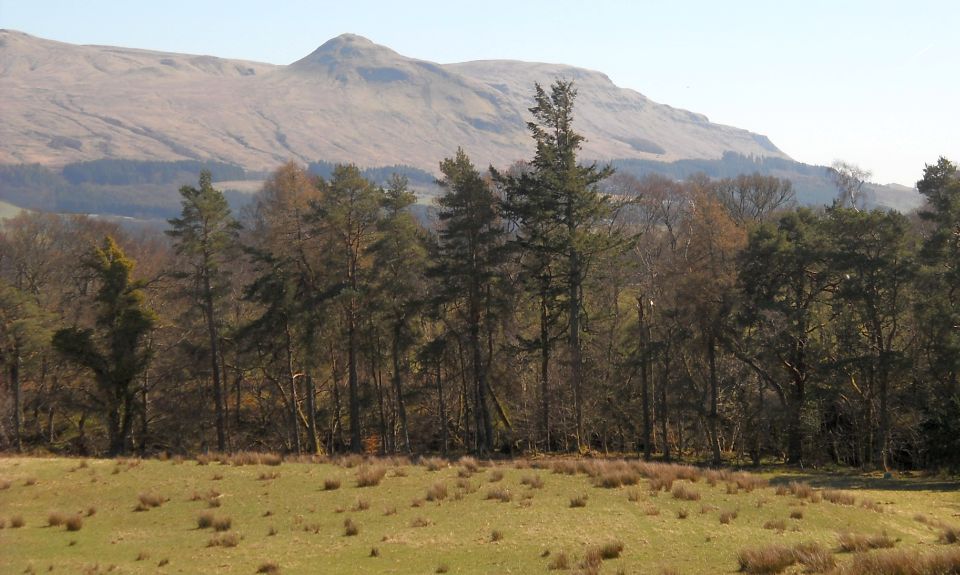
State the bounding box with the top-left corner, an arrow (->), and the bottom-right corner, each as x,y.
729,472 -> 768,492
764,519 -> 787,532
426,482 -> 448,502
844,547 -> 960,575
0,479 -> 11,490
486,486 -> 512,503
939,524 -> 960,544
644,505 -> 661,516
207,532 -> 240,547
135,551 -> 150,561
48,511 -> 68,527
719,509 -> 739,524
435,564 -> 449,574
343,518 -> 359,536
737,542 -> 834,574
860,499 -> 884,513
212,516 -> 233,532
548,551 -> 570,570
626,488 -> 642,502
224,451 -> 282,466
672,482 -> 701,501
490,529 -> 504,542
838,531 -> 896,552
823,489 -> 856,506
256,562 -> 280,574
552,460 -> 578,475
596,540 -> 624,560
458,456 -> 479,472
352,498 -> 370,511
593,465 -> 641,488
24,477 -> 37,486
86,506 -> 97,517
677,508 -> 689,519
569,494 -> 588,508
787,481 -> 813,499
10,515 -> 25,528
136,492 -> 166,511
521,474 -> 545,489
258,471 -> 280,481
410,516 -> 432,528
65,515 -> 84,531
323,477 -> 341,491
790,509 -> 804,520
488,469 -> 504,482
197,511 -> 214,529
355,465 -> 387,487
422,456 -> 446,471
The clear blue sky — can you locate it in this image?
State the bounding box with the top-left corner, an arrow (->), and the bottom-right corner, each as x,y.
2,0 -> 957,185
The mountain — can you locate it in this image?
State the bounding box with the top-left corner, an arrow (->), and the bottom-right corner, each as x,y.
0,30 -> 789,172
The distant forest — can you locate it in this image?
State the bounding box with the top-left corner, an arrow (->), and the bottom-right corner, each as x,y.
1,81 -> 957,469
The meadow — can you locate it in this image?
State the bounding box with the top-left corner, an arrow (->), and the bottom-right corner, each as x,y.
1,455 -> 958,574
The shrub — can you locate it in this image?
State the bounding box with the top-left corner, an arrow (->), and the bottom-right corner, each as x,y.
65,515 -> 83,531
197,511 -> 215,529
838,531 -> 896,552
548,551 -> 570,570
344,518 -> 359,536
355,466 -> 386,488
324,478 -> 341,491
672,483 -> 701,501
256,562 -> 280,574
569,494 -> 588,508
426,482 -> 448,502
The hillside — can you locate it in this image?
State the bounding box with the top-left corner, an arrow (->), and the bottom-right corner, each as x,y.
0,30 -> 789,172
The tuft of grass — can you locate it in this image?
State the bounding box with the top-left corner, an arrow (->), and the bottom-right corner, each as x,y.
369,547 -> 380,557
85,506 -> 97,517
410,516 -> 431,528
212,516 -> 232,532
838,531 -> 896,552
791,542 -> 835,572
323,477 -> 341,491
435,564 -> 449,574
671,483 -> 701,501
788,481 -> 813,499
490,529 -> 504,542
597,541 -> 624,560
458,456 -> 479,472
644,505 -> 660,516
65,515 -> 83,531
823,489 -> 856,506
135,551 -> 150,561
256,561 -> 281,574
841,547 -> 960,575
719,509 -> 739,524
940,524 -> 960,544
569,494 -> 588,508
197,511 -> 215,529
790,509 -> 804,520
548,551 -> 570,570
352,498 -> 370,511
486,486 -> 512,503
677,508 -> 689,519
257,471 -> 280,481
0,479 -> 11,490
426,482 -> 448,502
489,469 -> 504,482
343,518 -> 359,536
736,544 -> 796,574
763,519 -> 786,532
48,511 -> 68,527
207,532 -> 240,547
355,466 -> 386,488
521,474 -> 545,489
137,492 -> 165,510
24,477 -> 37,486
422,456 -> 446,472
11,515 -> 25,528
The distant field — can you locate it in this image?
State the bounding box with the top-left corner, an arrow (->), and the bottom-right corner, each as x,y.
0,199 -> 25,220
0,456 -> 957,574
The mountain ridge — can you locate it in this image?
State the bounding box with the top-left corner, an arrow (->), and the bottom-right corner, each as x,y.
0,30 -> 789,173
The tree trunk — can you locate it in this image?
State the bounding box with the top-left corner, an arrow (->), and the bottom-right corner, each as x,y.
391,322 -> 411,453
568,248 -> 584,451
637,298 -> 652,460
305,374 -> 319,454
707,333 -> 722,466
11,353 -> 22,453
284,322 -> 301,454
203,271 -> 226,453
539,284 -> 551,451
347,309 -> 362,453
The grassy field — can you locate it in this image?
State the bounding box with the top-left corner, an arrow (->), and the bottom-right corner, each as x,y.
0,455 -> 957,574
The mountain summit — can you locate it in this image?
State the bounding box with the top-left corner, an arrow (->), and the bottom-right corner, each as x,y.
0,30 -> 789,171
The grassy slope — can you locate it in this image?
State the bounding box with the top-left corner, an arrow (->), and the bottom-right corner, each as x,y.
0,199 -> 25,220
0,457 -> 957,574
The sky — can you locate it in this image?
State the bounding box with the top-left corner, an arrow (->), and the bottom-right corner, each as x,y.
1,0 -> 957,186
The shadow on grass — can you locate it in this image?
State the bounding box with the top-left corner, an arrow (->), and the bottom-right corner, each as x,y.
769,472 -> 960,492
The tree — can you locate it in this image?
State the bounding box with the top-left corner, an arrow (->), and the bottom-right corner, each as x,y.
166,170 -> 240,452
434,148 -> 506,455
52,237 -> 156,456
312,164 -> 385,453
828,161 -> 871,210
523,80 -> 615,451
713,173 -> 795,225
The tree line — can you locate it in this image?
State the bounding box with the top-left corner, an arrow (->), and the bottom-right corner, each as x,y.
1,81 -> 958,469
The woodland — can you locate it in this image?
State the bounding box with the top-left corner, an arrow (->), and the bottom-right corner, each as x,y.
1,81 -> 958,470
